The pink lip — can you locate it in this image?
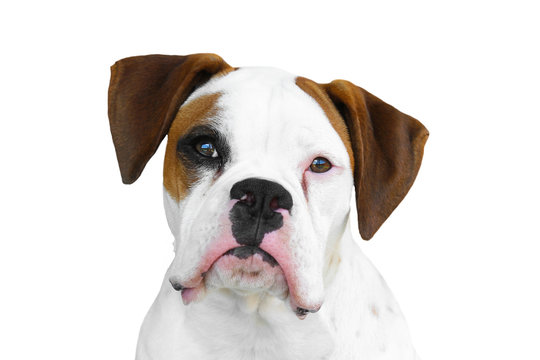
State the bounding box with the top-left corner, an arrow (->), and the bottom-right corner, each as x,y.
179,237 -> 238,289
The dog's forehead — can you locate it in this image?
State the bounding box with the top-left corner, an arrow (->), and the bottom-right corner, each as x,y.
189,67 -> 351,168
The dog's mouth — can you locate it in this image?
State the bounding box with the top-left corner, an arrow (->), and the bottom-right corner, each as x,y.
222,246 -> 279,266
170,242 -> 322,319
203,246 -> 289,299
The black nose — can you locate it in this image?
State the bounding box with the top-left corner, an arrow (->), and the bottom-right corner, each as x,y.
229,178 -> 293,246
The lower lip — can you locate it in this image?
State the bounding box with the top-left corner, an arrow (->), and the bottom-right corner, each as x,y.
222,246 -> 279,266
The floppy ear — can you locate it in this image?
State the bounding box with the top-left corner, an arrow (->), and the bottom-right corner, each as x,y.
322,80 -> 429,240
108,53 -> 231,184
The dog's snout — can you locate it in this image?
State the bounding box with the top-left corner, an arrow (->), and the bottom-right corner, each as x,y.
229,178 -> 293,246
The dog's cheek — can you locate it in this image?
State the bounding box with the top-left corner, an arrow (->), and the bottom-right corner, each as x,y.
167,178 -> 235,282
162,154 -> 200,240
304,168 -> 353,238
163,187 -> 182,238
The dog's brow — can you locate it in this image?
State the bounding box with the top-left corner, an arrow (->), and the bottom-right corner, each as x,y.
295,77 -> 354,171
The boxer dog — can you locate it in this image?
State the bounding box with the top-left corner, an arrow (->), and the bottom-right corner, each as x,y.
108,53 -> 428,360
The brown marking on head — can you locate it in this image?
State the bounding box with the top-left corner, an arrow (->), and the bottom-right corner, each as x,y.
163,93 -> 222,201
295,77 -> 355,171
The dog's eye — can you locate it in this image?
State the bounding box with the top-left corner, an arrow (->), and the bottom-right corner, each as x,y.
195,140 -> 219,158
310,157 -> 332,173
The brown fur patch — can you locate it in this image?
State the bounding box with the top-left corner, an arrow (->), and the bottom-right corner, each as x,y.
163,93 -> 222,201
295,77 -> 355,171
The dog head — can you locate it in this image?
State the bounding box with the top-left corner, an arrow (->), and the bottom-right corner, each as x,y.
108,54 -> 428,317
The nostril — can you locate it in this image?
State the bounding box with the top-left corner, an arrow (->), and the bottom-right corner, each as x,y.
239,192 -> 255,206
269,197 -> 279,211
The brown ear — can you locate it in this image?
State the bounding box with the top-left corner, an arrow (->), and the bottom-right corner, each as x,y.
322,80 -> 429,240
108,53 -> 231,184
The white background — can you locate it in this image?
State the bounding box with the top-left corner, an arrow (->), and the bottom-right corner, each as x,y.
1,1 -> 539,359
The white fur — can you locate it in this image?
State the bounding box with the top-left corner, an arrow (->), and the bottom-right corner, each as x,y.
136,68 -> 419,359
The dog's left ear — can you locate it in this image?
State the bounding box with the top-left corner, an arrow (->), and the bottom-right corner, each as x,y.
108,53 -> 231,184
322,80 -> 429,240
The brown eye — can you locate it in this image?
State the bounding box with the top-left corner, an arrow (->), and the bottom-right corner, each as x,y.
310,157 -> 332,173
195,140 -> 218,158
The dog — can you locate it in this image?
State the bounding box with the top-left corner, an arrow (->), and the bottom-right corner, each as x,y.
108,53 -> 428,360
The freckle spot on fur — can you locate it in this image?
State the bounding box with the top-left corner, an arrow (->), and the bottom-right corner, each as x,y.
355,330 -> 361,338
386,305 -> 395,314
370,305 -> 379,318
379,345 -> 386,352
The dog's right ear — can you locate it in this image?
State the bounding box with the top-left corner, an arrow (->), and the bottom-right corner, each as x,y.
108,53 -> 232,184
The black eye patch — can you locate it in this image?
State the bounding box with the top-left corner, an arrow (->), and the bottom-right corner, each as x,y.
176,125 -> 230,171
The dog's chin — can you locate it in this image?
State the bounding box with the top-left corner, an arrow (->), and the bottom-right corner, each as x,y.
204,246 -> 289,300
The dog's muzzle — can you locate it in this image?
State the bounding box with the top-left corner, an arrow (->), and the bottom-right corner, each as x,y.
168,177 -> 321,318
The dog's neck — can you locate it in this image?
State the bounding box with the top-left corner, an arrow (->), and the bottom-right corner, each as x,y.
182,287 -> 335,359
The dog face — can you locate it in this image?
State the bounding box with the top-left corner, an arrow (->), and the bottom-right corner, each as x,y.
108,54 -> 428,317
162,67 -> 354,313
